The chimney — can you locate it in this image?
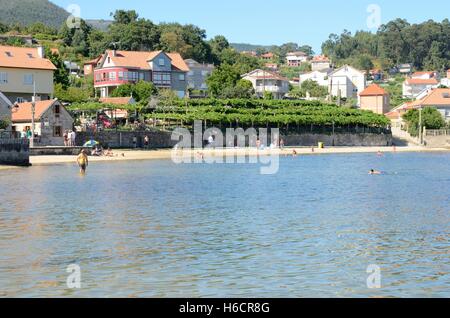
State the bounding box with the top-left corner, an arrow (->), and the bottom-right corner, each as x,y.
37,46 -> 44,58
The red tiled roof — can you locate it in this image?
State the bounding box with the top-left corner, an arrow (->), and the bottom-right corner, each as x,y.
405,78 -> 439,85
11,99 -> 56,122
104,50 -> 189,72
0,45 -> 56,70
311,55 -> 330,62
359,84 -> 388,96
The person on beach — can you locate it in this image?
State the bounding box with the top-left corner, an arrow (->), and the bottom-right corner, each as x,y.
63,130 -> 69,147
369,169 -> 382,175
377,151 -> 384,157
77,150 -> 89,174
71,130 -> 76,147
292,149 -> 298,157
280,139 -> 285,150
144,135 -> 149,149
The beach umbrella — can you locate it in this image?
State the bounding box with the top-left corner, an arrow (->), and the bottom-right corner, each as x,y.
83,140 -> 99,147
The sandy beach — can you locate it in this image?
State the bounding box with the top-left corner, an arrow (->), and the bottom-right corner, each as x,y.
0,146 -> 448,170
26,145 -> 450,166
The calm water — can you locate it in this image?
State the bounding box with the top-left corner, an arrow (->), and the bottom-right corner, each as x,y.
0,152 -> 449,298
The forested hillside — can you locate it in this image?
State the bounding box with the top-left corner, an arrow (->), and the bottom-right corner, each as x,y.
0,0 -> 69,28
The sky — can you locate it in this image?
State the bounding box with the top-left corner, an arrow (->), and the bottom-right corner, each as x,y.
52,0 -> 450,53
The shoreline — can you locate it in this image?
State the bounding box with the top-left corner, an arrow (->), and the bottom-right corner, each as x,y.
0,146 -> 447,170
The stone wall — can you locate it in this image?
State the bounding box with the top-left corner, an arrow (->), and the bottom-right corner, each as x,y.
284,133 -> 392,147
30,146 -> 92,156
76,131 -> 178,149
0,139 -> 30,166
76,130 -> 392,149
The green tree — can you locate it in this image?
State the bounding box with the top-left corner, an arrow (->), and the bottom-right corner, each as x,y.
111,81 -> 158,103
402,107 -> 446,136
45,48 -> 69,88
206,64 -> 241,98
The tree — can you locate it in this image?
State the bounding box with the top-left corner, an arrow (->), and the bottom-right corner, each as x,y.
402,107 -> 446,136
206,64 -> 241,98
45,48 -> 69,88
299,80 -> 328,98
221,79 -> 254,98
0,22 -> 9,33
209,35 -> 229,64
106,10 -> 160,51
111,81 -> 158,103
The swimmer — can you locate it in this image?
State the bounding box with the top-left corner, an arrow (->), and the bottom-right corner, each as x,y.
369,169 -> 382,175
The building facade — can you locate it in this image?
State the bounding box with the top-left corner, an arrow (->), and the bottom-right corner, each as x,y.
286,52 -> 308,67
184,59 -> 214,93
0,46 -> 56,104
359,84 -> 390,114
402,78 -> 439,98
299,70 -> 332,87
94,50 -> 189,99
328,65 -> 366,102
11,99 -> 73,146
242,69 -> 290,99
311,55 -> 331,72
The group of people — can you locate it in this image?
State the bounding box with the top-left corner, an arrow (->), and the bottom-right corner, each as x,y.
64,130 -> 77,147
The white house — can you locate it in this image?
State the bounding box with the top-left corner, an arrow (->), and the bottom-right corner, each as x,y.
328,65 -> 366,102
440,69 -> 450,88
242,69 -> 290,99
402,78 -> 439,99
299,70 -> 332,87
286,52 -> 308,67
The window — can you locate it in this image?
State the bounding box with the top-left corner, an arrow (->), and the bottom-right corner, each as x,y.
179,74 -> 185,81
153,72 -> 171,86
27,53 -> 33,58
158,58 -> 165,66
109,72 -> 117,81
54,126 -> 62,137
24,74 -> 34,85
16,97 -> 26,103
118,71 -> 124,80
5,51 -> 12,57
0,72 -> 7,84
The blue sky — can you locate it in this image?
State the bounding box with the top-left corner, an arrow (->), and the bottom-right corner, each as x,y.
52,0 -> 450,53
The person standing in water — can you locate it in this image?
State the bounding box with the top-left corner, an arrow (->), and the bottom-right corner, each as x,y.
77,150 -> 89,174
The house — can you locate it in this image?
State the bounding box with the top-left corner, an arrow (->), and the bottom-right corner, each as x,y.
441,69 -> 450,87
265,63 -> 279,71
398,63 -> 413,75
328,65 -> 366,102
286,51 -> 308,67
242,69 -> 290,99
0,45 -> 56,104
369,69 -> 383,81
242,51 -> 257,57
411,71 -> 439,80
83,56 -> 102,76
299,70 -> 332,87
64,61 -> 81,76
184,59 -> 214,93
0,91 -> 12,127
311,55 -> 331,72
99,97 -> 136,123
94,50 -> 190,99
402,78 -> 439,98
260,52 -> 274,61
11,99 -> 74,146
359,84 -> 390,114
388,88 -> 450,122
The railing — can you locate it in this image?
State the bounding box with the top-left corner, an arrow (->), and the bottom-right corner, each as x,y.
425,129 -> 450,136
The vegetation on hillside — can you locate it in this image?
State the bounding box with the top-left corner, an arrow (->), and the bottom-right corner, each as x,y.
0,0 -> 69,28
322,19 -> 450,72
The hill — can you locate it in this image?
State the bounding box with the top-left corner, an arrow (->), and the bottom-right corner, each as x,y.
231,43 -> 274,52
86,19 -> 113,32
0,0 -> 69,28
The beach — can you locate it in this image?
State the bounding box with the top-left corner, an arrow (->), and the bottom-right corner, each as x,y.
0,146 -> 448,169
27,146 -> 450,166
